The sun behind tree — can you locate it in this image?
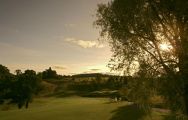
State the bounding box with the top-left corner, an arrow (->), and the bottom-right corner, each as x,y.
95,0 -> 188,117
159,43 -> 173,51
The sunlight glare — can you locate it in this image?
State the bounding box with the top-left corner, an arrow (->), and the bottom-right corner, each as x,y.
159,43 -> 172,51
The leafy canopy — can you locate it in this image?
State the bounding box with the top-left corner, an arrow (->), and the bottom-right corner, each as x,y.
95,0 -> 188,115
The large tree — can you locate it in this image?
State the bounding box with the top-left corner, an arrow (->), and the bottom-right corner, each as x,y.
13,70 -> 41,109
0,65 -> 42,109
95,0 -> 188,115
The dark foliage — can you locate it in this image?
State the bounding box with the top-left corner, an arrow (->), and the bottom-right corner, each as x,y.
42,67 -> 58,79
95,0 -> 188,115
0,65 -> 42,109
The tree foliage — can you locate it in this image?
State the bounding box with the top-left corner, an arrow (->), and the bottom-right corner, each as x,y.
42,67 -> 57,79
12,70 -> 41,109
0,65 -> 41,109
0,64 -> 11,79
0,65 -> 13,103
95,0 -> 188,115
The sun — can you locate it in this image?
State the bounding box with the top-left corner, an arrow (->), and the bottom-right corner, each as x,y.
159,43 -> 172,51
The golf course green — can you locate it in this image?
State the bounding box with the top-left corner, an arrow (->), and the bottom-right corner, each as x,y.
0,97 -> 174,120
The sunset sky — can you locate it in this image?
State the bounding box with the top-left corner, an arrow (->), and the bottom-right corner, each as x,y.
0,0 -> 113,75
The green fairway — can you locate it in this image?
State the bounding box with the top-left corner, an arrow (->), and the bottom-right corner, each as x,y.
0,97 -> 174,120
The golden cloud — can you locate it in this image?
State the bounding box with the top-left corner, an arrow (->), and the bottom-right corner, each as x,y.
65,38 -> 104,48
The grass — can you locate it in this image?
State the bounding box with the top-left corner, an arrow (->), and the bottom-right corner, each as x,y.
0,96 -> 176,120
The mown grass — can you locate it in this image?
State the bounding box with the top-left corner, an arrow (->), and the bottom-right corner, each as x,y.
0,97 -> 175,120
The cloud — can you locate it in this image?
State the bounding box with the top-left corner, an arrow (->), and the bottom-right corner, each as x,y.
82,68 -> 102,74
89,68 -> 101,72
53,66 -> 66,70
65,38 -> 104,48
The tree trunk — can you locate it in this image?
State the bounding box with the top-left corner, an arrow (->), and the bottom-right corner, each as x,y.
184,84 -> 188,115
18,101 -> 24,109
182,61 -> 188,115
18,103 -> 22,109
25,100 -> 29,109
180,38 -> 188,115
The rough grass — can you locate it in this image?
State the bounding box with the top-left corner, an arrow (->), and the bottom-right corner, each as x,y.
0,97 -> 175,120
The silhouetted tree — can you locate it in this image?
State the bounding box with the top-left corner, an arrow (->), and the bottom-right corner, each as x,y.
42,67 -> 57,79
13,70 -> 41,109
0,65 -> 42,109
0,64 -> 11,79
15,69 -> 22,75
95,0 -> 188,116
0,65 -> 13,103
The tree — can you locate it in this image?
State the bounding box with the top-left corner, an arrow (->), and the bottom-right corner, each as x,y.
0,64 -> 11,79
0,65 -> 42,109
95,0 -> 188,115
0,65 -> 13,103
15,69 -> 22,75
42,67 -> 57,79
13,70 -> 41,109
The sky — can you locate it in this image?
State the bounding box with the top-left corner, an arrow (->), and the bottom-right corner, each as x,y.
0,0 -> 113,75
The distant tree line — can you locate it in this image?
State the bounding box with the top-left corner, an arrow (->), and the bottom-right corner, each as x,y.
69,75 -> 128,92
72,73 -> 111,78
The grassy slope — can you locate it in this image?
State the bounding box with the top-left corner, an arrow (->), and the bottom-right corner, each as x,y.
0,97 -> 174,120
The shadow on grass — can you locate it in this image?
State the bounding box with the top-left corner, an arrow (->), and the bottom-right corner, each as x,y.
110,104 -> 181,120
162,115 -> 176,120
162,114 -> 187,120
109,104 -> 148,120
